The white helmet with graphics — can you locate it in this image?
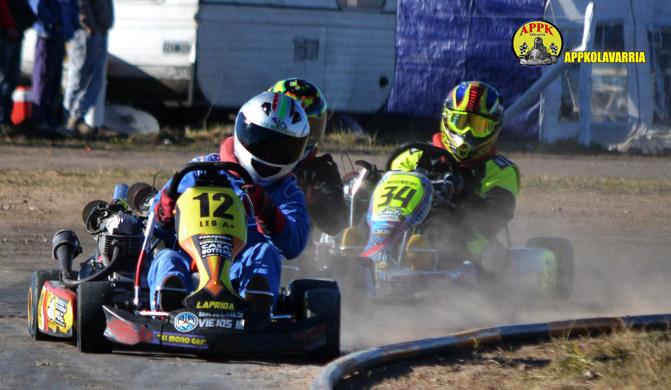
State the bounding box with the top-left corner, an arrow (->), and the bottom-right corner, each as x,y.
234,92 -> 310,184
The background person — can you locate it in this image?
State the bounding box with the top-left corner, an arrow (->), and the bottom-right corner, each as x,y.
29,0 -> 79,134
0,0 -> 35,136
63,0 -> 114,137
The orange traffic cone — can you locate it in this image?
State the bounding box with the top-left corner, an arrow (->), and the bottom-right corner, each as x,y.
11,86 -> 32,125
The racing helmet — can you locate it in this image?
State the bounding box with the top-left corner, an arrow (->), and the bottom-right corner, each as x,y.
234,92 -> 310,185
441,81 -> 504,161
269,78 -> 328,156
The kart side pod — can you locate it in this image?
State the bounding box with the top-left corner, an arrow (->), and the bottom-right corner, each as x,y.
36,280 -> 77,338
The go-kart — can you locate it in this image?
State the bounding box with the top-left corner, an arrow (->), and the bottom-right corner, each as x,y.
28,162 -> 341,361
315,142 -> 574,305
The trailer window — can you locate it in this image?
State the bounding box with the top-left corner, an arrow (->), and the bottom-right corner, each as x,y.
591,23 -> 628,122
648,28 -> 671,125
337,0 -> 385,11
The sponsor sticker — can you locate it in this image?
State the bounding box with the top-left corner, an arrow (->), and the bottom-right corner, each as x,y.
198,311 -> 243,319
159,333 -> 207,348
197,235 -> 233,262
46,294 -> 68,328
195,300 -> 235,311
197,317 -> 239,330
174,312 -> 198,333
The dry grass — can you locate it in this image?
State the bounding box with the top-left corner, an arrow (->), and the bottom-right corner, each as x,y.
522,175 -> 671,195
339,329 -> 671,389
320,130 -> 395,154
519,329 -> 671,389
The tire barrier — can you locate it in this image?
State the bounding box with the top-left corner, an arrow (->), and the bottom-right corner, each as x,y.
311,313 -> 671,390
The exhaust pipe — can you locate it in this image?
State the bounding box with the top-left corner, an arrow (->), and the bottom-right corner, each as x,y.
52,229 -> 82,279
52,229 -> 123,287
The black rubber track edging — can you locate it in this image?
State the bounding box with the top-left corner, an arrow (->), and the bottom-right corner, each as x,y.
312,313 -> 671,390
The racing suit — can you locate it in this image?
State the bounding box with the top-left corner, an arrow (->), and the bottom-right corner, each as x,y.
147,137 -> 310,309
390,133 -> 519,265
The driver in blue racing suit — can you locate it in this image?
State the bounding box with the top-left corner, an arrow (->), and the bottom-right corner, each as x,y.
147,92 -> 311,313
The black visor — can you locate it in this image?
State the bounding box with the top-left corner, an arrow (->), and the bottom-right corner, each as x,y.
235,113 -> 308,165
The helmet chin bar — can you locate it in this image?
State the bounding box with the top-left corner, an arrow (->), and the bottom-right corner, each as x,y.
234,137 -> 298,185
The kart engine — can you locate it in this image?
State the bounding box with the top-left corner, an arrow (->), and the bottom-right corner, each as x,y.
83,197 -> 144,272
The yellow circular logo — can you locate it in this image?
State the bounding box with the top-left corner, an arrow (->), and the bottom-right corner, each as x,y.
512,20 -> 563,66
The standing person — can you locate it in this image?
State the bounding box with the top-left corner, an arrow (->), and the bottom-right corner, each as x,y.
0,0 -> 35,136
64,0 -> 113,136
29,0 -> 79,134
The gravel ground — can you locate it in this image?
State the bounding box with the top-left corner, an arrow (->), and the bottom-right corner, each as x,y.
1,145 -> 670,389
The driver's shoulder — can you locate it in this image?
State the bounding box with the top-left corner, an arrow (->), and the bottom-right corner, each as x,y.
479,154 -> 520,195
490,154 -> 516,168
481,154 -> 517,173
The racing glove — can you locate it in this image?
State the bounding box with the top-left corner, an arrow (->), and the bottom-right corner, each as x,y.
244,184 -> 286,236
155,190 -> 176,227
440,172 -> 464,202
294,154 -> 347,235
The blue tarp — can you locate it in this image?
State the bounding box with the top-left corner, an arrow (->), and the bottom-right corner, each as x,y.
386,0 -> 546,138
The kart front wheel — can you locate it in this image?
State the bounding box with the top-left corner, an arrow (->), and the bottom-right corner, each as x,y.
77,281 -> 113,353
306,288 -> 341,362
526,237 -> 575,300
289,279 -> 341,362
28,269 -> 60,340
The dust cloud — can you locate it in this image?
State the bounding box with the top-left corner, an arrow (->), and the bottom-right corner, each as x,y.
337,155 -> 671,351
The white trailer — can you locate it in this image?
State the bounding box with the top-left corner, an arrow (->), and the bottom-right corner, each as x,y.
21,0 -> 396,113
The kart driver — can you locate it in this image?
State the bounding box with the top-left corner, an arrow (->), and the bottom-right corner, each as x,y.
147,92 -> 311,313
389,81 -> 519,265
269,78 -> 347,236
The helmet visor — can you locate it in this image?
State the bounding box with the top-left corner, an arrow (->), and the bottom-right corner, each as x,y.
235,113 -> 308,165
444,111 -> 499,138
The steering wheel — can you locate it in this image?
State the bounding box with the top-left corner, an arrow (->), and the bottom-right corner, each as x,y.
167,162 -> 254,199
384,142 -> 459,174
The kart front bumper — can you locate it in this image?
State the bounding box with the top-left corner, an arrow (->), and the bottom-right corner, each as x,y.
102,306 -> 331,356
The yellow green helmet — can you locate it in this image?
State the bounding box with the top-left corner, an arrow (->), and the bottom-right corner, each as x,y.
269,78 -> 328,154
441,81 -> 504,161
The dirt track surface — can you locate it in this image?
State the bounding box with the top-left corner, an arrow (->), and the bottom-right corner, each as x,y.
1,145 -> 671,389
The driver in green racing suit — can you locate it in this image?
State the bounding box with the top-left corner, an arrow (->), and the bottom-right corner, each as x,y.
389,81 -> 519,265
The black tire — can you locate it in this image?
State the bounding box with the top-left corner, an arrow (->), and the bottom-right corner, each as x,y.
305,288 -> 341,362
77,281 -> 113,353
288,279 -> 339,320
27,270 -> 61,340
526,237 -> 575,300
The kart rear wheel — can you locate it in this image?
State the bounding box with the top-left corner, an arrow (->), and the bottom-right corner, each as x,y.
28,270 -> 60,340
306,288 -> 341,362
77,281 -> 113,353
526,237 -> 574,300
